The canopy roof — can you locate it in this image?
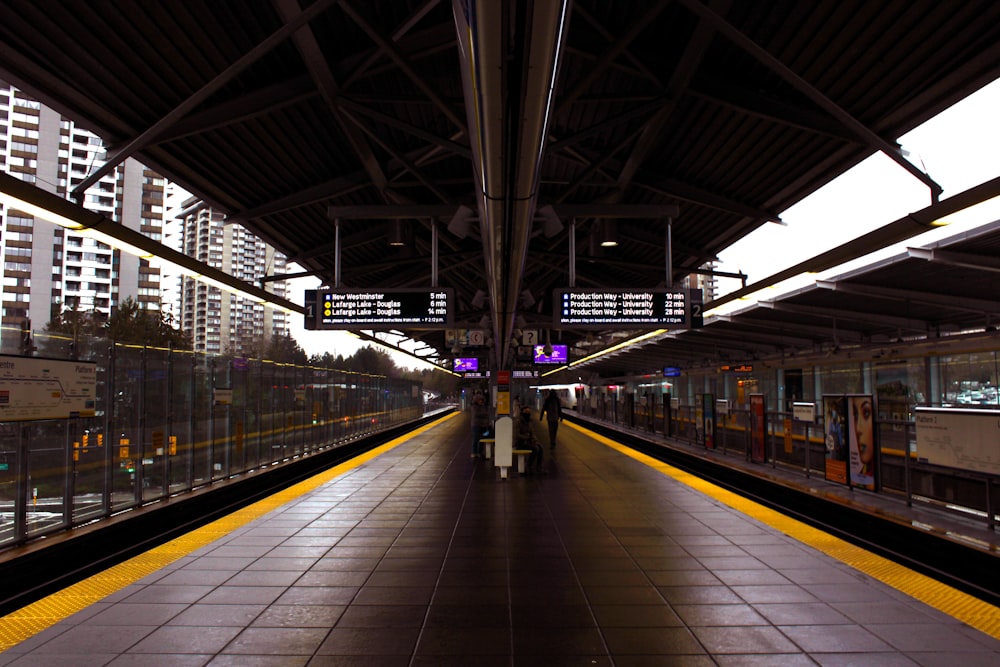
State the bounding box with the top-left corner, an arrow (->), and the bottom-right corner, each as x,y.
2,1 -> 1000,375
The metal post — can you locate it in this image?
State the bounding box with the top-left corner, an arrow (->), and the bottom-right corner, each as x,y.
986,477 -> 995,530
187,351 -> 196,490
665,218 -> 673,289
67,418 -> 77,527
15,425 -> 28,544
334,218 -> 342,288
257,359 -> 265,463
569,218 -> 577,287
208,356 -> 216,480
137,346 -> 147,500
103,344 -> 114,513
904,421 -> 912,507
431,220 -> 439,287
804,423 -> 811,478
163,345 -> 172,498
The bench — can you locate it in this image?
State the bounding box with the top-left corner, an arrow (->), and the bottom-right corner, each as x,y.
480,437 -> 494,460
512,448 -> 533,474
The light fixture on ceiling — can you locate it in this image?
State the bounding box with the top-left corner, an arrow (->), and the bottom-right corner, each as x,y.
599,220 -> 618,247
471,289 -> 487,309
0,171 -> 302,315
538,205 -> 563,238
388,219 -> 406,246
448,204 -> 473,238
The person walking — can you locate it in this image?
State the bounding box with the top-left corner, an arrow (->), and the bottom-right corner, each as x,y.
540,389 -> 562,450
470,390 -> 491,458
516,405 -> 545,473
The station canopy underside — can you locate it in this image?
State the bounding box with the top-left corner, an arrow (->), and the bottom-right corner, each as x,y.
2,1 -> 1000,378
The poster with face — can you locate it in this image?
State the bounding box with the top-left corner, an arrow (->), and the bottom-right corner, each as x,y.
823,395 -> 848,485
848,394 -> 876,490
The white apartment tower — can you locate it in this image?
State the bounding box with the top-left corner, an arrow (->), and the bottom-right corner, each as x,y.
0,81 -> 162,336
175,197 -> 289,355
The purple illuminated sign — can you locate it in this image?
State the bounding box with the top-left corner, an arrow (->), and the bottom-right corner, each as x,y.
454,357 -> 479,372
533,344 -> 568,365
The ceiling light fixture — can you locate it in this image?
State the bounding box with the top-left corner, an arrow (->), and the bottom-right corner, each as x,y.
388,219 -> 407,246
448,204 -> 474,238
599,221 -> 618,247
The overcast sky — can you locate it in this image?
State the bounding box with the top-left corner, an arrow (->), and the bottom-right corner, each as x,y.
713,77 -> 1000,307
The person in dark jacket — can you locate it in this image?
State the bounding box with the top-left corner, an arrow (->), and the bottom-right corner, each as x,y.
516,405 -> 545,473
470,390 -> 491,458
540,389 -> 563,450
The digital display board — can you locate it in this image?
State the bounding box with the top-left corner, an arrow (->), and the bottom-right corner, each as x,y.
305,288 -> 453,329
454,357 -> 479,372
554,288 -> 691,328
533,344 -> 568,365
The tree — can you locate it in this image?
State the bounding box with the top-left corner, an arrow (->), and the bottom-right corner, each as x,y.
42,302 -> 108,358
265,333 -> 308,365
346,345 -> 398,376
105,297 -> 192,349
309,351 -> 346,368
239,332 -> 308,365
401,366 -> 459,398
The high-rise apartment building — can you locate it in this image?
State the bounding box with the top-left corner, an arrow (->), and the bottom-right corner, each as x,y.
172,197 -> 289,355
1,82 -> 289,356
0,81 -> 163,336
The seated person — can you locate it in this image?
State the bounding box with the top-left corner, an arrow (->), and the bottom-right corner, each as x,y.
515,405 -> 546,473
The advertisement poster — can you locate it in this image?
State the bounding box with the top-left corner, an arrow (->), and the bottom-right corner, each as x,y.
848,394 -> 876,490
823,395 -> 848,485
749,393 -> 765,463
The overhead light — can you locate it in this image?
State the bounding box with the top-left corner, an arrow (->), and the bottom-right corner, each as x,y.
0,192 -> 85,229
599,221 -> 618,247
471,289 -> 487,308
85,228 -> 156,259
568,329 -> 668,367
1,171 -> 303,315
520,289 -> 535,308
388,219 -> 407,246
539,205 -> 563,237
448,204 -> 473,238
0,172 -> 92,229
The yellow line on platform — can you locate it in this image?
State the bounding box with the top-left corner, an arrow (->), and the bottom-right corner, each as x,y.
0,413 -> 457,652
568,421 -> 1000,640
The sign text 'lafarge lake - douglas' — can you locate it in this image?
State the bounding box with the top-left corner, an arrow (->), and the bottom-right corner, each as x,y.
305,288 -> 454,330
554,288 -> 691,328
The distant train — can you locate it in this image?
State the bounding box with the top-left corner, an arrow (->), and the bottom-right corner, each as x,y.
530,383 -> 589,410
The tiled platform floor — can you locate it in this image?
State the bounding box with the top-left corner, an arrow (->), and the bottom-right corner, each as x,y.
2,412 -> 999,666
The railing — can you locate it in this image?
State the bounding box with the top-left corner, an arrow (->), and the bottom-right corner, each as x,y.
0,335 -> 424,550
574,399 -> 999,530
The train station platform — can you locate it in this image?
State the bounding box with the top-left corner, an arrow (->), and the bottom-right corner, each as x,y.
2,410 -> 999,665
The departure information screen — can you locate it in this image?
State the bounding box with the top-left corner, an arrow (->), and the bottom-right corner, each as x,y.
554,288 -> 691,328
305,288 -> 454,329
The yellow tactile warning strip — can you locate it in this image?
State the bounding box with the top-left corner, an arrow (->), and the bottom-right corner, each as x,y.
0,412 -> 458,652
567,422 -> 1000,640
